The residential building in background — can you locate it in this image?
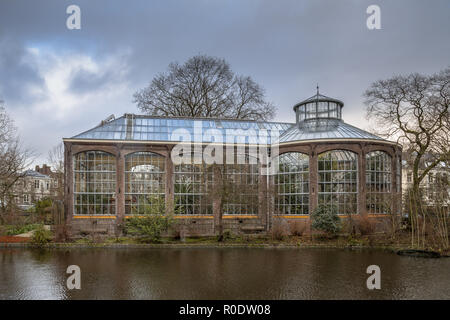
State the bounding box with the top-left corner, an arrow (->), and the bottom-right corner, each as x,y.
13,165 -> 58,210
402,159 -> 450,209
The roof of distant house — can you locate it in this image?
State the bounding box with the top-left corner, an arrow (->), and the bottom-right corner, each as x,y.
23,170 -> 51,179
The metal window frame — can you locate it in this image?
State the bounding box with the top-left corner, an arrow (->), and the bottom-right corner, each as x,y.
274,152 -> 310,215
73,151 -> 116,215
124,151 -> 166,215
318,150 -> 358,215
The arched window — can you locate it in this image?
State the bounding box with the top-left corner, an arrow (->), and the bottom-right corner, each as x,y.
174,153 -> 213,215
223,154 -> 259,215
366,151 -> 392,214
274,152 -> 309,215
73,151 -> 116,215
318,150 -> 358,215
125,152 -> 165,215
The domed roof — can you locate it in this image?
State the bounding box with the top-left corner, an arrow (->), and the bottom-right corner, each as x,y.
293,92 -> 344,112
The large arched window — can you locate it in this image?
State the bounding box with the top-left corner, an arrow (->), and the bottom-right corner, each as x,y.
366,151 -> 392,214
73,151 -> 116,215
274,152 -> 309,215
174,153 -> 213,215
318,150 -> 358,215
223,154 -> 259,215
125,152 -> 165,215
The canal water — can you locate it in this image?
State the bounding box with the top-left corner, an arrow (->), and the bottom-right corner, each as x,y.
0,247 -> 449,299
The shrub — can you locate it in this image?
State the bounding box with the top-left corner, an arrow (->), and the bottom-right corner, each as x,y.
311,204 -> 341,236
220,230 -> 232,242
124,196 -> 173,243
6,224 -> 40,236
340,213 -> 355,235
31,225 -> 52,246
271,218 -> 289,240
357,216 -> 376,235
289,220 -> 307,236
35,198 -> 53,215
125,214 -> 173,243
171,224 -> 186,241
53,224 -> 72,242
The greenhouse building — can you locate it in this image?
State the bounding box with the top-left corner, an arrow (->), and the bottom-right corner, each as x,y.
64,91 -> 402,236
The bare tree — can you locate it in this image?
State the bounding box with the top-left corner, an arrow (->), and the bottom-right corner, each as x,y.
364,67 -> 450,248
47,143 -> 65,201
133,55 -> 276,121
365,68 -> 449,191
0,102 -> 33,223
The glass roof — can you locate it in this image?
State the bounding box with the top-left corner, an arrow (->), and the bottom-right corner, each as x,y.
72,115 -> 293,144
279,120 -> 383,142
70,113 -> 385,144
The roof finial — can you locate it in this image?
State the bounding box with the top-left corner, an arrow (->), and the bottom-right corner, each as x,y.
316,84 -> 319,95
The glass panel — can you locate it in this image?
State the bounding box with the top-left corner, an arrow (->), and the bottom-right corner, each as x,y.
366,151 -> 392,214
222,154 -> 260,215
274,152 -> 309,215
174,154 -> 213,215
73,151 -> 116,215
318,150 -> 358,215
125,152 -> 166,215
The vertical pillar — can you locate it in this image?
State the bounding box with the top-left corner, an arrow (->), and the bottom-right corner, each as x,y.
266,165 -> 275,231
116,147 -> 125,224
309,149 -> 318,214
213,164 -> 223,235
397,150 -> 403,216
165,148 -> 174,215
391,149 -> 399,216
259,164 -> 268,230
359,146 -> 367,216
64,141 -> 73,224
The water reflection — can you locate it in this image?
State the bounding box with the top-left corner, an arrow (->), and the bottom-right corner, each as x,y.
0,248 -> 449,299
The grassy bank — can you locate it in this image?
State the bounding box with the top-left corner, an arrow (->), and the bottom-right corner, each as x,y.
1,232 -> 448,256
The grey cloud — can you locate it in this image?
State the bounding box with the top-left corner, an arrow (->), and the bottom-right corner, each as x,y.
68,61 -> 128,95
0,0 -> 449,165
68,68 -> 110,94
0,37 -> 46,104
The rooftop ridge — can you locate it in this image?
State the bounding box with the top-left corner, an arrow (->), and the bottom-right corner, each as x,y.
123,113 -> 293,124
23,169 -> 51,179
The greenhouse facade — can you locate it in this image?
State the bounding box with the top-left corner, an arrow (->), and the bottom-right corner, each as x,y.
63,92 -> 402,236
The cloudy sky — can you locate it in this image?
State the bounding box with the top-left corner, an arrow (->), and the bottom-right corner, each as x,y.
0,0 -> 449,166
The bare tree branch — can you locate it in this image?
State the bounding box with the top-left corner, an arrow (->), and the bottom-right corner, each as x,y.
0,103 -> 35,221
364,67 -> 450,210
133,55 -> 275,121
